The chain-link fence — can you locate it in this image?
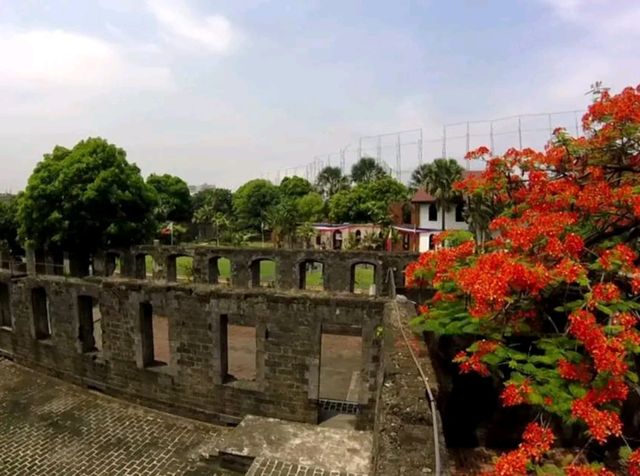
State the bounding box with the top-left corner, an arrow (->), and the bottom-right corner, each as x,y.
264,110 -> 586,185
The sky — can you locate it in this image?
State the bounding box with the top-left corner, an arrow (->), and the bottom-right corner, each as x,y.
1,0 -> 639,192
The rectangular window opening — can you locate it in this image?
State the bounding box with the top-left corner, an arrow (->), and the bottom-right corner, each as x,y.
319,332 -> 363,403
140,302 -> 169,367
0,283 -> 11,329
220,315 -> 256,382
32,287 -> 51,340
78,296 -> 101,353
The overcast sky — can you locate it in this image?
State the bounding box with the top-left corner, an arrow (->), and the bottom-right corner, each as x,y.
1,0 -> 639,192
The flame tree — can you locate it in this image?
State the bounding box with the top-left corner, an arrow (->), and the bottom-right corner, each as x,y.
406,86 -> 640,475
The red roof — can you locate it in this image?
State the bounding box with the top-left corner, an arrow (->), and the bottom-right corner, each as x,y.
411,189 -> 435,203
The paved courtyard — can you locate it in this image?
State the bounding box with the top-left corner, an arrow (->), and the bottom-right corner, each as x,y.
0,358 -> 233,475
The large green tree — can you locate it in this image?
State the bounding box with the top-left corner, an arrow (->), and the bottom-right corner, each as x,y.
296,192 -> 325,223
422,158 -> 464,230
0,195 -> 20,253
279,176 -> 313,200
233,179 -> 280,233
315,166 -> 349,198
192,187 -> 234,244
192,187 -> 233,216
147,173 -> 193,223
18,138 -> 157,253
328,176 -> 408,224
350,157 -> 388,184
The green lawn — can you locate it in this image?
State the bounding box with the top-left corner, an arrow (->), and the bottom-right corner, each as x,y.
156,256 -> 374,291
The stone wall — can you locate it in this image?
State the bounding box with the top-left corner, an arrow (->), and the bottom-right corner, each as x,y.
373,298 -> 448,475
0,270 -> 390,429
91,245 -> 418,296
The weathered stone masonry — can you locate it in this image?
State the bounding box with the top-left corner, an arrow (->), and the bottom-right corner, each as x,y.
0,246 -> 419,431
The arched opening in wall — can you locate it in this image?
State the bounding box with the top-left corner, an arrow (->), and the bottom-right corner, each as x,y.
298,260 -> 324,291
355,230 -> 362,246
106,252 -> 121,277
315,234 -> 322,247
167,255 -> 193,283
350,263 -> 376,295
78,296 -> 102,354
332,230 -> 343,250
139,302 -> 169,367
429,234 -> 436,250
318,327 -> 363,422
135,253 -> 153,280
250,259 -> 276,288
31,287 -> 51,340
208,257 -> 231,285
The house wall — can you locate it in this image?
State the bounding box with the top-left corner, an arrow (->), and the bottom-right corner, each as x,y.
417,203 -> 468,231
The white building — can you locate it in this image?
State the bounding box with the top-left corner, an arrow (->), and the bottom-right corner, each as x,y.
410,171 -> 481,252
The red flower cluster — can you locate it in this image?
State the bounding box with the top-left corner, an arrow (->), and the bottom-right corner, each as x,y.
484,422 -> 555,476
565,465 -> 615,476
568,310 -> 628,376
629,449 -> 640,476
590,283 -> 621,306
455,251 -> 550,318
558,359 -> 592,384
500,380 -> 531,406
453,340 -> 499,377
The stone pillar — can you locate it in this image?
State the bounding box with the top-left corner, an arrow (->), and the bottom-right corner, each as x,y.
325,259 -> 350,293
276,255 -> 297,290
92,251 -> 107,277
152,252 -> 166,281
26,246 -> 36,276
231,256 -> 250,288
44,254 -> 55,275
191,251 -> 208,284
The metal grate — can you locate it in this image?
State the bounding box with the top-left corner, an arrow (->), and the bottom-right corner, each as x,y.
318,399 -> 360,415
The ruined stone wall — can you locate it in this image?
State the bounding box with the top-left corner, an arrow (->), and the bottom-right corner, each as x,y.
373,299 -> 448,475
0,271 -> 387,428
92,244 -> 417,296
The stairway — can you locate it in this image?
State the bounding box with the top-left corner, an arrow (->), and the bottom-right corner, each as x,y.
218,415 -> 372,475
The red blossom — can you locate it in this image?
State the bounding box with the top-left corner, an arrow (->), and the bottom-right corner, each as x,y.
629,449 -> 640,476
558,359 -> 592,384
565,465 -> 616,476
500,381 -> 531,406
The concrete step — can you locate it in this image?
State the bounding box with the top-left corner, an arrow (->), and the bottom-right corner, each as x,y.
219,415 -> 372,475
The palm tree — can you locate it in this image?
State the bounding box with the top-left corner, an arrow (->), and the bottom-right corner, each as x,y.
350,157 -> 388,184
315,166 -> 349,199
423,158 -> 464,231
410,163 -> 430,190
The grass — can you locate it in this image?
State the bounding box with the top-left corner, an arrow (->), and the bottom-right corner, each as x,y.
153,256 -> 374,291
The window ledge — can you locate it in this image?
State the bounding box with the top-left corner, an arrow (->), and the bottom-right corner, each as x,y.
224,378 -> 261,392
144,362 -> 174,375
0,326 -> 12,333
36,338 -> 54,346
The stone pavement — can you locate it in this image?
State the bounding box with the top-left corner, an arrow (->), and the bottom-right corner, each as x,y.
0,358 -> 234,476
246,456 -> 366,476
